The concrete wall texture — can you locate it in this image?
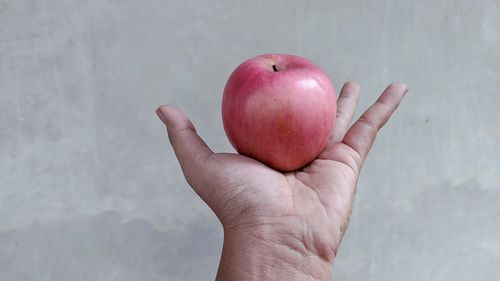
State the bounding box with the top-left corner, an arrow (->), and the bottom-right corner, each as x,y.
1,0 -> 499,280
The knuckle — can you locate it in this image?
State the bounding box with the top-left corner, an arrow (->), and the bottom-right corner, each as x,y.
358,114 -> 380,131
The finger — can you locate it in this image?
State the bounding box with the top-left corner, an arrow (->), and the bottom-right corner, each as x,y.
156,105 -> 214,192
342,82 -> 408,163
332,81 -> 360,142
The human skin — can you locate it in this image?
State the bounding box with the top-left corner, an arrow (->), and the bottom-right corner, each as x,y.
156,82 -> 408,280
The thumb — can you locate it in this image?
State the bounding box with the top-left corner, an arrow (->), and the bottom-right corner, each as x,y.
156,105 -> 213,195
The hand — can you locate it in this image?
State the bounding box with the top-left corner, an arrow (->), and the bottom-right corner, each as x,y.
156,82 -> 407,281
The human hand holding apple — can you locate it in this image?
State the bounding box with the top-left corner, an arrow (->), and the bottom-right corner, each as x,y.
222,54 -> 336,171
156,54 -> 407,280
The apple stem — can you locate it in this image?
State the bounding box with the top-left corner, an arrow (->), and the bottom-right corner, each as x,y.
272,65 -> 278,72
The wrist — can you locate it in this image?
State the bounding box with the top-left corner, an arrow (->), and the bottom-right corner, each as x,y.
215,224 -> 333,281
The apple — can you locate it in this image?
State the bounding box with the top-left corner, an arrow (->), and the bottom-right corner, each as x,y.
222,54 -> 336,172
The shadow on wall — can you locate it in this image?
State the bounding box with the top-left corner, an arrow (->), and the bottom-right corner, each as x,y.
0,211 -> 222,281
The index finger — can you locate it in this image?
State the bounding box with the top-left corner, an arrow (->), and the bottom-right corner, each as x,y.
342,83 -> 408,163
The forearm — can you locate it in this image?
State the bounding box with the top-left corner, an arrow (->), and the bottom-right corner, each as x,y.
215,228 -> 333,281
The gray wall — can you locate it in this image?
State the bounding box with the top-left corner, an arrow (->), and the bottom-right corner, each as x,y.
1,0 -> 499,280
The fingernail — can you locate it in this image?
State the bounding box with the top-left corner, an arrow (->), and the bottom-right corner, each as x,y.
403,87 -> 409,97
156,107 -> 167,125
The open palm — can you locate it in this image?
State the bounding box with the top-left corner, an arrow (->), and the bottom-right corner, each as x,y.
157,82 -> 407,264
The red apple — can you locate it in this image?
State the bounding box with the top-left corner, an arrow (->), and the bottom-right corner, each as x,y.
222,54 -> 336,172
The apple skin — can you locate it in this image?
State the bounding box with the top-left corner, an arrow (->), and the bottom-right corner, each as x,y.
222,54 -> 336,172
